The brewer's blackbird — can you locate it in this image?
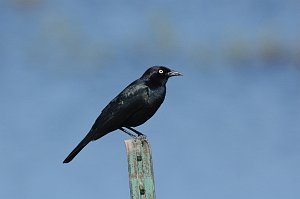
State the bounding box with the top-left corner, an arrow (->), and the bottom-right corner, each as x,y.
63,66 -> 182,163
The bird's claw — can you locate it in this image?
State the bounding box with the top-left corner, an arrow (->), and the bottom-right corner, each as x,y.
137,134 -> 147,140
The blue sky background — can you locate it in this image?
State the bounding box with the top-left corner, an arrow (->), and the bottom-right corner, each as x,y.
1,0 -> 300,198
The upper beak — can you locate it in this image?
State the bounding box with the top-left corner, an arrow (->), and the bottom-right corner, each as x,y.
167,70 -> 183,77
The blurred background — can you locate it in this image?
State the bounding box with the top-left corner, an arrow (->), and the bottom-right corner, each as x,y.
1,0 -> 300,198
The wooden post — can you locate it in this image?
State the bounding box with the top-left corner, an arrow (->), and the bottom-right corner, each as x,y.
124,137 -> 156,199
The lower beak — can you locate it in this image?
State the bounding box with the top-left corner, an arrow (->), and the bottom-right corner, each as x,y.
167,70 -> 183,77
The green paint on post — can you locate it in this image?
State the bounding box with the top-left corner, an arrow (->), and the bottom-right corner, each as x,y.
125,138 -> 156,199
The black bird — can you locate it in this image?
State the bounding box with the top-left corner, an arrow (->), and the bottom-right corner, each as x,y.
63,66 -> 182,163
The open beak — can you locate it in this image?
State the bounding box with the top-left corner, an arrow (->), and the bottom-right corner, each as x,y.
167,70 -> 183,77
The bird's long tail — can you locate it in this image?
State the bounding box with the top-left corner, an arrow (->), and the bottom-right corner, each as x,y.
63,134 -> 92,164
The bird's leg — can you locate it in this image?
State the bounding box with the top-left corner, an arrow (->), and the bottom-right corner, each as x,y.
125,127 -> 144,136
125,127 -> 147,139
119,127 -> 136,138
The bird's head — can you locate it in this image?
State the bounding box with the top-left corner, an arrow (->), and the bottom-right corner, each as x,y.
141,66 -> 182,86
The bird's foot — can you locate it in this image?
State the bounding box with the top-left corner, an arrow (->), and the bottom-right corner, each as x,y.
137,134 -> 147,140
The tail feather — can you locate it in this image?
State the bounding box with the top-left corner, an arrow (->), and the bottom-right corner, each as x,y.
63,136 -> 91,164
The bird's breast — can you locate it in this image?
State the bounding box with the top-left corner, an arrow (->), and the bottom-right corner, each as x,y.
123,86 -> 166,127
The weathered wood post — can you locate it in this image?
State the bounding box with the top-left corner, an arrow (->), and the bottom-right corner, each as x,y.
124,137 -> 156,199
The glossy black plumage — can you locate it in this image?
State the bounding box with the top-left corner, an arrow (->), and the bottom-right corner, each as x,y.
63,66 -> 182,163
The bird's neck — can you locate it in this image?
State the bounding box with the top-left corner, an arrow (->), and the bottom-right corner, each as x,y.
145,79 -> 167,89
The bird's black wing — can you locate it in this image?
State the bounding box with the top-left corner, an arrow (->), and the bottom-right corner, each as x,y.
90,79 -> 149,136
63,80 -> 149,163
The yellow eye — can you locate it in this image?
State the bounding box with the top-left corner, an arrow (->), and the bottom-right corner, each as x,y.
158,69 -> 164,74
